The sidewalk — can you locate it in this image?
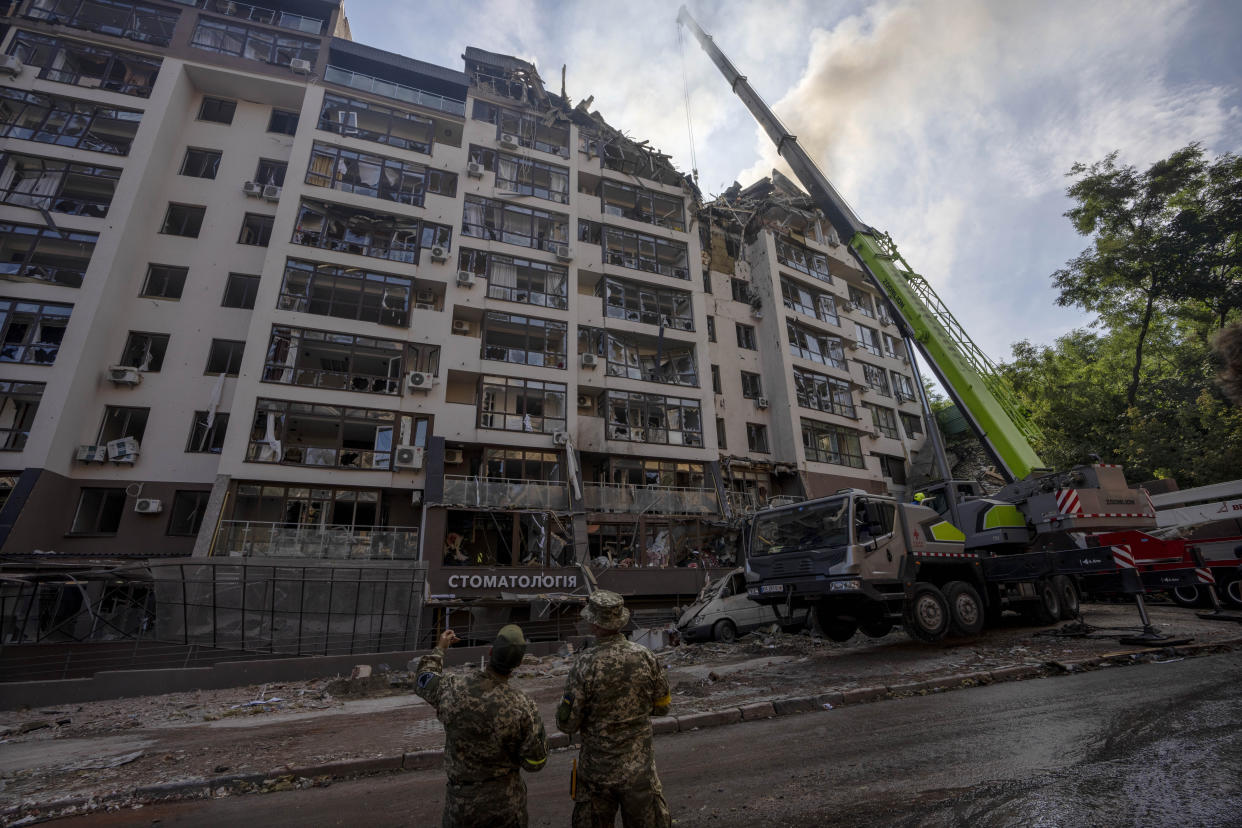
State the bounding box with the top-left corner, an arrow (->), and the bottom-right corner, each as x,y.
3,602 -> 1240,824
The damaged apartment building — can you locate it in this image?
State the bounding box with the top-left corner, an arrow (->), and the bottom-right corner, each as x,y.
0,0 -> 927,653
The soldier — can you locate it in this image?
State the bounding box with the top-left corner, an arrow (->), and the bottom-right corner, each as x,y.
557,590 -> 672,828
414,624 -> 548,828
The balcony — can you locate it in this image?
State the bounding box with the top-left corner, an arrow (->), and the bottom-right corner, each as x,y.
213,521 -> 420,559
441,476 -> 569,510
324,66 -> 466,116
188,0 -> 324,34
583,483 -> 720,516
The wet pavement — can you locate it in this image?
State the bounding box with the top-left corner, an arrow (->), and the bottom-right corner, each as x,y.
44,649 -> 1242,827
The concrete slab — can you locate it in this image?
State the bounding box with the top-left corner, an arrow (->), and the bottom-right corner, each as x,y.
0,737 -> 154,774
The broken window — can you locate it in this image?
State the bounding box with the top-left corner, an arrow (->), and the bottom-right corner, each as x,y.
198,96 -> 236,124
161,204 -> 205,237
0,87 -> 141,154
0,221 -> 95,288
716,417 -> 726,449
26,0 -> 179,46
8,31 -> 161,97
801,418 -> 865,468
166,490 -> 210,537
0,380 -> 45,450
848,286 -> 876,318
875,454 -> 908,484
470,145 -> 569,204
99,405 -> 149,444
205,339 -> 245,376
472,100 -> 569,156
787,321 -> 845,369
855,323 -> 882,357
461,195 -> 569,253
222,273 -> 260,309
268,108 -> 299,135
601,277 -> 693,331
460,250 -> 568,309
865,403 -> 899,439
191,17 -> 318,67
860,362 -> 892,396
597,179 -> 685,231
238,213 -> 274,246
277,258 -> 412,327
604,457 -> 705,488
601,225 -> 688,279
248,397 -> 425,469
187,410 -> 229,453
293,198 -> 451,265
0,152 -> 119,217
900,412 -> 923,439
262,324 -> 405,395
0,298 -> 72,364
180,148 -> 221,179
306,141 -> 456,206
578,326 -> 698,387
740,371 -> 762,399
478,375 -> 567,434
735,323 -> 757,350
891,371 -> 916,402
255,159 -> 287,187
711,365 -> 721,394
69,488 -> 126,535
482,311 -> 567,368
776,236 -> 830,282
318,93 -> 435,154
120,331 -> 168,371
883,333 -> 903,360
604,391 -> 702,447
782,277 -> 838,326
483,448 -> 562,482
578,219 -> 602,245
228,483 -> 386,528
746,422 -> 769,453
793,367 -> 856,419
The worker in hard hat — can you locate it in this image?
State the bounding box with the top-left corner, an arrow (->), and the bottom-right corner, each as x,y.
913,492 -> 927,504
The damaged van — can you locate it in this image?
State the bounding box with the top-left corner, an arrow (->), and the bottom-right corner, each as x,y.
677,568 -> 808,643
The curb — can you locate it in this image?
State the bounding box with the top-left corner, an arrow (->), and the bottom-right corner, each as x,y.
7,636 -> 1242,823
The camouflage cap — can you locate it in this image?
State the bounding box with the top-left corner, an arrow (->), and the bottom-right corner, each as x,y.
489,623 -> 527,674
581,590 -> 630,631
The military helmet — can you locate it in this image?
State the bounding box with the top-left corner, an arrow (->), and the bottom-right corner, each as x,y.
581,590 -> 631,631
489,623 -> 527,675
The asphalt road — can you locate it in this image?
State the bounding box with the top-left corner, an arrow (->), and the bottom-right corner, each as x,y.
54,651 -> 1242,827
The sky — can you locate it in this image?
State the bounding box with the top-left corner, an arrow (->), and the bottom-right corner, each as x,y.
344,0 -> 1242,361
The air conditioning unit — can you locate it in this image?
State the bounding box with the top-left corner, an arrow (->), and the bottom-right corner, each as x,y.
577,394 -> 591,409
416,289 -> 435,304
134,498 -> 163,514
262,184 -> 282,201
456,271 -> 475,287
289,58 -> 312,74
76,444 -> 107,463
242,180 -> 263,197
684,434 -> 702,447
444,448 -> 464,465
1,55 -> 24,78
451,319 -> 470,334
499,132 -> 519,149
429,246 -> 448,263
415,302 -> 433,311
842,302 -> 856,312
466,162 -> 485,178
108,365 -> 141,386
337,110 -> 358,134
553,430 -> 569,446
107,437 -> 140,462
553,245 -> 572,262
393,444 -> 425,470
756,397 -> 770,409
580,353 -> 598,368
407,370 -> 433,391
847,341 -> 862,350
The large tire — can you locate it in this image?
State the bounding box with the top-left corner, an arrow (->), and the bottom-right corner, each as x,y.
1053,575 -> 1080,620
1223,578 -> 1242,609
943,581 -> 984,637
859,619 -> 893,639
823,618 -> 858,642
713,619 -> 737,643
1170,585 -> 1203,608
904,582 -> 950,643
1031,578 -> 1061,625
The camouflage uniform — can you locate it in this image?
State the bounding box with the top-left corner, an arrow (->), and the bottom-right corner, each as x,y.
557,591 -> 672,828
415,631 -> 548,828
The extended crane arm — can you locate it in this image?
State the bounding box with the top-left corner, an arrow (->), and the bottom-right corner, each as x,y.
677,5 -> 1046,482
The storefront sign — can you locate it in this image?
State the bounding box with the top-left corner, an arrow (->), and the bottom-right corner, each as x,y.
431,568 -> 578,597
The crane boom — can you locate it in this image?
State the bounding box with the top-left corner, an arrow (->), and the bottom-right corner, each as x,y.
677,6 -> 1046,482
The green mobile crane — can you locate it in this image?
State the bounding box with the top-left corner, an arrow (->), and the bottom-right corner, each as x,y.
677,7 -> 1204,643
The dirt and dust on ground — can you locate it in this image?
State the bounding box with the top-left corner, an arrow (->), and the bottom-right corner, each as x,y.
1,600 -> 1239,817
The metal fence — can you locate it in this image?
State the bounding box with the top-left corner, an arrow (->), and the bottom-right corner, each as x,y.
212,521 -> 420,559
583,483 -> 720,515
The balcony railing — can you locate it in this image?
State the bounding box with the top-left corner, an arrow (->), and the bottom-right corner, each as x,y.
583,483 -> 720,515
191,0 -> 324,34
213,521 -> 419,559
323,66 -> 466,116
442,476 -> 569,510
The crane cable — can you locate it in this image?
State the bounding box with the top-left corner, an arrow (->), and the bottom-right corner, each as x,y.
676,20 -> 700,185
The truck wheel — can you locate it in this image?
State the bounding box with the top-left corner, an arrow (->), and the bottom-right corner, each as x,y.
1169,585 -> 1203,608
904,582 -> 950,642
943,581 -> 984,637
1053,575 -> 1080,619
713,619 -> 738,643
1224,578 -> 1242,609
859,620 -> 893,638
1031,578 -> 1061,625
822,617 -> 858,642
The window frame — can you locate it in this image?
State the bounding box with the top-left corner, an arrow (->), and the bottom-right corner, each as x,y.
68,487 -> 127,536
119,330 -> 169,372
206,339 -> 246,376
0,86 -> 142,154
277,258 -> 413,327
0,298 -> 72,365
166,490 -> 210,537
222,272 -> 260,309
238,212 -> 275,246
0,221 -> 95,288
478,375 -> 567,435
140,264 -> 187,300
179,147 -> 221,179
197,96 -> 237,124
0,379 -> 45,450
186,410 -> 229,453
160,203 -> 206,238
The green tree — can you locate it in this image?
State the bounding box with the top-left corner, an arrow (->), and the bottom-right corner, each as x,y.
1054,144 -> 1242,407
